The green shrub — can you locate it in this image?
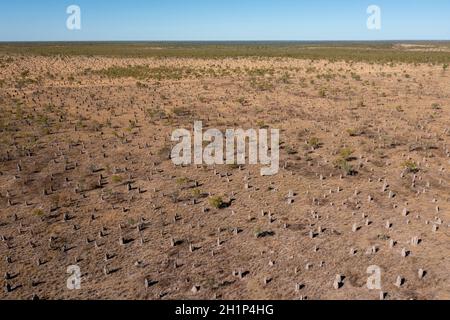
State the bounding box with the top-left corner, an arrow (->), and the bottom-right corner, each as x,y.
176,177 -> 189,185
307,137 -> 321,149
431,103 -> 441,110
209,196 -> 224,209
33,209 -> 45,216
335,158 -> 355,176
402,161 -> 419,173
112,175 -> 122,183
339,148 -> 353,161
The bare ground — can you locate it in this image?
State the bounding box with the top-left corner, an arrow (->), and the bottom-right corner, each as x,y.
0,55 -> 449,300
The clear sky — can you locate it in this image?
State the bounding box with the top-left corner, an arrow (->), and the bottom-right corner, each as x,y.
1,0 -> 449,41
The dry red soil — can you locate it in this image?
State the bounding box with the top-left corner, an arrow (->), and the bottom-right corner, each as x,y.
0,55 -> 449,300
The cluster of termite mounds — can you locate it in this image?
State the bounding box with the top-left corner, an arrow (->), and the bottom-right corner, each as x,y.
0,54 -> 449,299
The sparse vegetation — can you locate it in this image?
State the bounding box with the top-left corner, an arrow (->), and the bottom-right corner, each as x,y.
209,196 -> 224,209
1,42 -> 449,300
33,209 -> 45,216
335,158 -> 356,176
431,103 -> 441,110
112,175 -> 123,183
2,42 -> 450,64
339,148 -> 353,161
176,177 -> 189,185
307,137 -> 321,149
402,160 -> 419,173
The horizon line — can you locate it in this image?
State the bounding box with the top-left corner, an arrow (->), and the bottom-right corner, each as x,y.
1,39 -> 450,44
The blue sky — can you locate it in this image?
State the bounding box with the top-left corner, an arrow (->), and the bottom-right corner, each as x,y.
1,0 -> 449,41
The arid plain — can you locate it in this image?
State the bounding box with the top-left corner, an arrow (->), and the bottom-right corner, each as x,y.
0,43 -> 449,300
